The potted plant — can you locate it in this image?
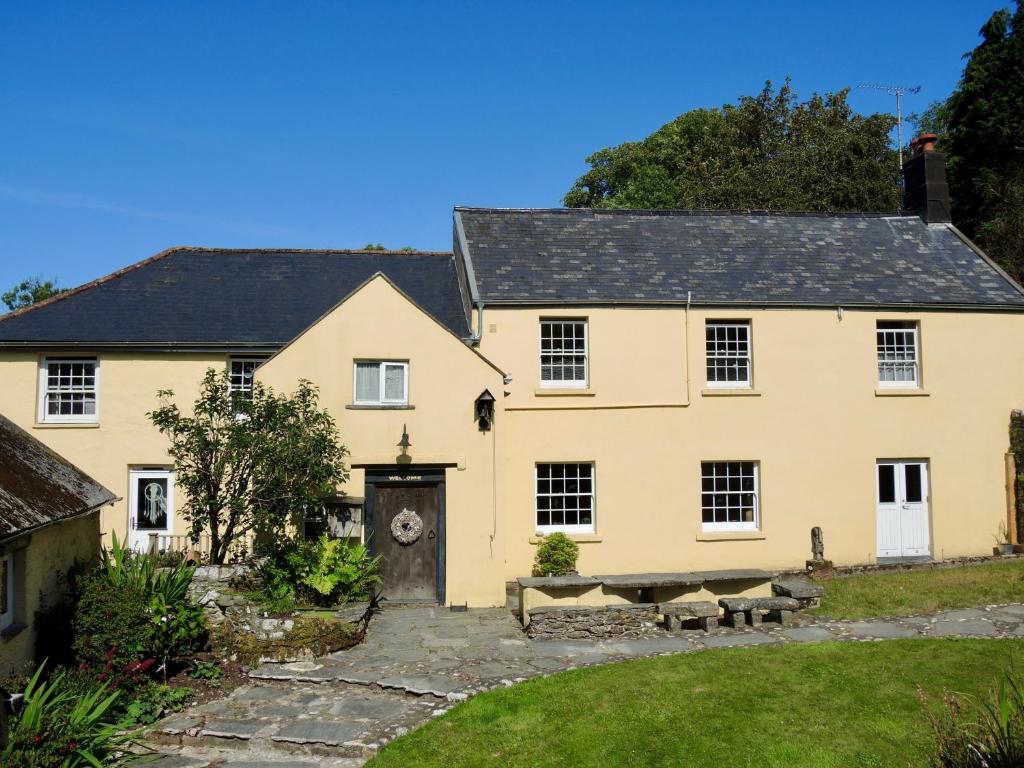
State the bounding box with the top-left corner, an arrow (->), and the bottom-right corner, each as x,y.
995,522 -> 1015,556
532,532 -> 580,577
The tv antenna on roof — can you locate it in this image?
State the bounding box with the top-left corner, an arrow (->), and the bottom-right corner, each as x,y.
858,84 -> 922,168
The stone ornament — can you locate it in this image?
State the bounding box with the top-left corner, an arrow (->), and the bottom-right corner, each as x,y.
391,508 -> 423,545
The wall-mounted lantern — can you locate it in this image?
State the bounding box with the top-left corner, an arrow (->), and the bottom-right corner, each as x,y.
397,424 -> 412,455
475,390 -> 496,432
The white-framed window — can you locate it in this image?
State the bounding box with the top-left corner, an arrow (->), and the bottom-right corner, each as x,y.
877,321 -> 919,388
353,361 -> 409,405
536,462 -> 595,534
540,319 -> 588,388
38,357 -> 99,423
701,461 -> 759,532
705,321 -> 751,388
0,553 -> 14,630
228,357 -> 265,401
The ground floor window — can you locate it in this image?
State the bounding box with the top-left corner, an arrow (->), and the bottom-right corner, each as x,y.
536,463 -> 594,534
0,552 -> 15,630
701,461 -> 759,531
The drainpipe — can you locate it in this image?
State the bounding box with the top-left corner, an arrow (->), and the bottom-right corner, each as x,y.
684,291 -> 692,405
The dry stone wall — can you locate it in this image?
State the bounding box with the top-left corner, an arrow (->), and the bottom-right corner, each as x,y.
526,604 -> 662,639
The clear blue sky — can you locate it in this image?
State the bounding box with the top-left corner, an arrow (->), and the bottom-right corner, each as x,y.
0,1 -> 1006,294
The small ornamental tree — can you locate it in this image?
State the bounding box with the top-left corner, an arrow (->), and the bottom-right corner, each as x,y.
149,369 -> 348,563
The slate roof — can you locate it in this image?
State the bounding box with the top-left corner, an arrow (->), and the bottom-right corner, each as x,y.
0,414 -> 116,543
455,208 -> 1024,309
0,248 -> 469,346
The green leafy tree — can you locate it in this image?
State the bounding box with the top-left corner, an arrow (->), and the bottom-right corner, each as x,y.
924,2 -> 1024,283
363,243 -> 386,251
148,370 -> 348,564
565,80 -> 900,213
2,276 -> 65,310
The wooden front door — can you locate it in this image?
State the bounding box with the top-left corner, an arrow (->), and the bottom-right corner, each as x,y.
373,483 -> 440,601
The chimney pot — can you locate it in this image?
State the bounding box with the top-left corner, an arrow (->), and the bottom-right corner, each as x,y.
910,133 -> 938,156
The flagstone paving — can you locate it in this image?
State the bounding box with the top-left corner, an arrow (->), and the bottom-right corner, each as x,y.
144,602 -> 1024,767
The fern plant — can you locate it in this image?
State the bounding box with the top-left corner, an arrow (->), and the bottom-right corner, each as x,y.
298,535 -> 382,605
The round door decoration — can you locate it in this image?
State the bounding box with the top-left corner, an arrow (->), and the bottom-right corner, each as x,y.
391,508 -> 423,545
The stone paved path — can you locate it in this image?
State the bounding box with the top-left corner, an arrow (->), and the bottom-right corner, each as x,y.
145,603 -> 1024,767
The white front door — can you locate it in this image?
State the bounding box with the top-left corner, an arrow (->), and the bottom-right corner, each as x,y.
128,469 -> 174,552
876,460 -> 930,558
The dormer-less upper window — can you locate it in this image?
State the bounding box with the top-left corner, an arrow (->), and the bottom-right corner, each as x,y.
228,357 -> 265,401
705,320 -> 751,388
354,361 -> 408,405
539,319 -> 588,388
877,321 -> 920,388
38,357 -> 99,423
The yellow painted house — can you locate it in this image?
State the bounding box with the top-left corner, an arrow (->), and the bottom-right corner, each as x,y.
0,148 -> 1022,607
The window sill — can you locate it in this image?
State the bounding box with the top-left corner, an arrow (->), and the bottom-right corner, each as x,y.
534,388 -> 596,397
33,422 -> 100,429
696,531 -> 766,541
0,623 -> 27,640
874,389 -> 929,397
530,534 -> 602,544
345,404 -> 415,410
701,388 -> 761,397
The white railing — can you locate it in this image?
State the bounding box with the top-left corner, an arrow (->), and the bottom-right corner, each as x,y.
145,532 -> 255,563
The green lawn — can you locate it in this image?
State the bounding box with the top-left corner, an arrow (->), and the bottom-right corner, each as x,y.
809,559 -> 1024,620
370,639 -> 1021,768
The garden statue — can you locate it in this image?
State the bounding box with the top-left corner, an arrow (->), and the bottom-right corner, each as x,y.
811,526 -> 824,562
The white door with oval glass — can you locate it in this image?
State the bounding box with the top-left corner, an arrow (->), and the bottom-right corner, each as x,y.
129,469 -> 175,552
876,460 -> 930,558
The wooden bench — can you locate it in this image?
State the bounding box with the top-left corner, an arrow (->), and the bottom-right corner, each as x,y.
658,601 -> 719,633
719,596 -> 801,627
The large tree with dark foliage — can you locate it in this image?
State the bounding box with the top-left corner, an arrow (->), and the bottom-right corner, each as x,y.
922,2 -> 1024,283
564,80 -> 900,213
149,370 -> 348,564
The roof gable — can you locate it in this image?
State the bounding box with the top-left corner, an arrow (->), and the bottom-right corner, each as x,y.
456,208 -> 1024,309
0,414 -> 116,542
259,271 -> 506,377
0,247 -> 470,346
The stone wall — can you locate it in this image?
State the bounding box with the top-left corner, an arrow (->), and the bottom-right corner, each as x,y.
526,604 -> 662,640
186,563 -> 297,640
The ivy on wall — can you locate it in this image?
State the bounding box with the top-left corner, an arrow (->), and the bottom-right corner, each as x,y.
1009,411 -> 1024,541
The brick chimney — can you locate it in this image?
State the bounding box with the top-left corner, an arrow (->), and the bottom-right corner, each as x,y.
901,133 -> 951,223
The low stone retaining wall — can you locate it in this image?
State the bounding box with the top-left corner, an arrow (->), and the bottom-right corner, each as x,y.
526,604 -> 662,640
187,564 -> 259,630
778,553 -> 1024,582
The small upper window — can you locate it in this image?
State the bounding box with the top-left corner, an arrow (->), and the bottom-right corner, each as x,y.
877,321 -> 919,388
701,461 -> 759,532
39,357 -> 98,423
354,361 -> 408,405
706,321 -> 751,388
540,319 -> 588,388
228,357 -> 265,401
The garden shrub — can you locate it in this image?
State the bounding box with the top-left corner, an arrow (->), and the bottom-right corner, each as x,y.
533,532 -> 580,576
0,664 -> 139,767
122,682 -> 193,725
924,668 -> 1024,766
72,576 -> 154,683
72,533 -> 206,684
257,535 -> 381,608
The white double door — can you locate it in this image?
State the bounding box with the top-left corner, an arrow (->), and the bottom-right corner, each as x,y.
876,460 -> 930,558
128,469 -> 175,552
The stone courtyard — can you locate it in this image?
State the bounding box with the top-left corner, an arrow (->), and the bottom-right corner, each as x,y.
146,602 -> 1024,767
